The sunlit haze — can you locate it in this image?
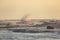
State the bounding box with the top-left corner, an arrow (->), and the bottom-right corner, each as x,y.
0,0 -> 60,20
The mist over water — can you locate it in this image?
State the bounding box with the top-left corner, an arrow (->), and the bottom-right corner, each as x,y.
0,30 -> 60,40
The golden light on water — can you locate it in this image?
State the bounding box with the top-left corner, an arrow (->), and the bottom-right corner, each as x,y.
0,0 -> 60,20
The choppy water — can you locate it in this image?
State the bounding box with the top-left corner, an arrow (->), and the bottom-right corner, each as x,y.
0,30 -> 60,40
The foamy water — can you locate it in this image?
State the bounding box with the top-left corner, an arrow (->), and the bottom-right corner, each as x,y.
0,30 -> 60,40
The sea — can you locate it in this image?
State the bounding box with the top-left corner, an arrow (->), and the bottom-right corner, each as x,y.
0,30 -> 60,40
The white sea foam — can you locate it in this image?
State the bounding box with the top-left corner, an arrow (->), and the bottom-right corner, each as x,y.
0,30 -> 60,40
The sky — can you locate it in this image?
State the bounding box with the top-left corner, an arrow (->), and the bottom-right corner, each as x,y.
0,0 -> 60,20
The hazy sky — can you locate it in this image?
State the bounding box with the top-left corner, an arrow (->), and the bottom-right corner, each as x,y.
0,0 -> 60,20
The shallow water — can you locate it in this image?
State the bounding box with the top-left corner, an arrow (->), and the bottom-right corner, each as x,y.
0,30 -> 60,40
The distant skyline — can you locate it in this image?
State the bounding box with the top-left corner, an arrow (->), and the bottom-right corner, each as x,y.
0,0 -> 60,20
